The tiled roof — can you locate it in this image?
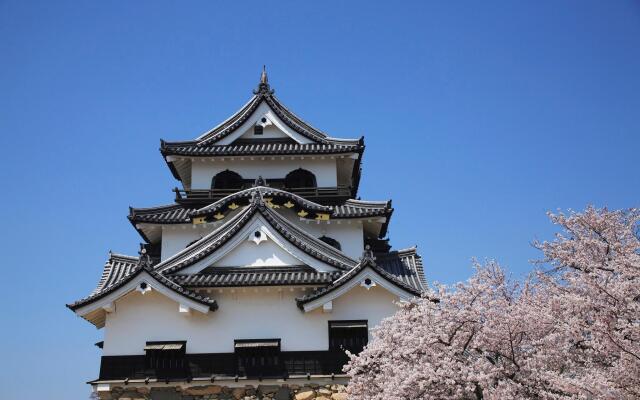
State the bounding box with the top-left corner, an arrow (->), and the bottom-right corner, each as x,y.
160,142 -> 363,157
160,76 -> 362,158
155,196 -> 359,275
174,266 -> 342,287
128,204 -> 194,224
67,253 -> 217,312
197,81 -> 358,146
296,248 -> 425,308
130,188 -> 391,223
92,253 -> 139,295
376,247 -> 428,292
192,186 -> 332,217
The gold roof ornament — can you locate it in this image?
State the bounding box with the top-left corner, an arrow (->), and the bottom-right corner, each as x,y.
213,212 -> 225,220
228,202 -> 239,210
283,201 -> 295,208
192,217 -> 206,225
297,210 -> 309,218
315,213 -> 330,221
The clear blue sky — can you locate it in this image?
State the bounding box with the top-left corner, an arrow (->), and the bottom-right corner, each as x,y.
1,1 -> 639,398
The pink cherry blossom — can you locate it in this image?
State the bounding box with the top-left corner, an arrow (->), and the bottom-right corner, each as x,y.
346,206 -> 639,400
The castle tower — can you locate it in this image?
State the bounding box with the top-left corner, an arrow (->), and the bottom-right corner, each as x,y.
68,69 -> 427,399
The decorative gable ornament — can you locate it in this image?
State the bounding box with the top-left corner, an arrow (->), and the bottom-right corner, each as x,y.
360,277 -> 377,290
256,115 -> 273,128
136,281 -> 152,295
249,229 -> 268,245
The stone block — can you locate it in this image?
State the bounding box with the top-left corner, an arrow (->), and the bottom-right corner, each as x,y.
274,386 -> 292,400
331,393 -> 348,400
294,389 -> 315,400
149,387 -> 181,400
231,387 -> 246,399
258,385 -> 280,396
184,385 -> 223,395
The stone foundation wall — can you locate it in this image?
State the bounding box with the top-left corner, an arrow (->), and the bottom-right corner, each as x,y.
101,384 -> 348,400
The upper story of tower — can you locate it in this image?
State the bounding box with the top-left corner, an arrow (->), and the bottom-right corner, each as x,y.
161,68 -> 365,206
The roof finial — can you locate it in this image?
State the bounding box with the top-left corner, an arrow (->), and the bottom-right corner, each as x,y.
254,176 -> 266,187
254,65 -> 273,95
260,65 -> 268,84
361,245 -> 376,266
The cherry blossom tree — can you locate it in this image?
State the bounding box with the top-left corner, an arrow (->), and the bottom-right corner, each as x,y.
345,207 -> 639,400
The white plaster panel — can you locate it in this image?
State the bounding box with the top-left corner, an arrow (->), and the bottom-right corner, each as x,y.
161,225 -> 215,261
213,239 -> 302,267
102,285 -> 399,355
191,158 -> 338,190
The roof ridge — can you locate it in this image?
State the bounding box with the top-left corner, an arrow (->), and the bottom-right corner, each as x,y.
195,95 -> 260,142
108,252 -> 140,261
129,203 -> 184,215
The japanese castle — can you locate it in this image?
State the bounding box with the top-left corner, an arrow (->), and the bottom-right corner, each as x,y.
68,69 -> 427,396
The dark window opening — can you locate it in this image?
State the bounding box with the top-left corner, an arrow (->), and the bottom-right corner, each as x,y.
144,341 -> 187,379
284,168 -> 317,189
329,321 -> 368,354
234,339 -> 282,378
254,125 -> 264,135
211,170 -> 243,190
318,236 -> 341,251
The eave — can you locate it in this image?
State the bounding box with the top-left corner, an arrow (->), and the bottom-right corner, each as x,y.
67,258 -> 217,328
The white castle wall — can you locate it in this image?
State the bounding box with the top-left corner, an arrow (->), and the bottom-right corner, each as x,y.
102,285 -> 399,356
161,225 -> 216,261
213,239 -> 303,267
275,209 -> 365,259
190,158 -> 338,190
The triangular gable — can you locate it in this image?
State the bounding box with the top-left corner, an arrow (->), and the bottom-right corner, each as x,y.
296,249 -> 424,312
155,197 -> 359,276
177,213 -> 343,274
67,266 -> 217,328
214,101 -> 315,145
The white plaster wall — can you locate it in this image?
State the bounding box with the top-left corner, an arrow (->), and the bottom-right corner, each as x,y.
102,285 -> 399,355
238,124 -> 289,140
161,225 -> 215,261
191,158 -> 338,190
275,209 -> 365,259
213,239 -> 303,267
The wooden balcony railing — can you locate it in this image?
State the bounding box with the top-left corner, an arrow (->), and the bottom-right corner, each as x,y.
98,350 -> 350,380
174,185 -> 352,205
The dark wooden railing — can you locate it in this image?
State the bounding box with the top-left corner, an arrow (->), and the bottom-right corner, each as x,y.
99,351 -> 349,380
174,185 -> 352,205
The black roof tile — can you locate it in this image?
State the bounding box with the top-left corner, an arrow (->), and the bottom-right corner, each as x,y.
174,266 -> 342,287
